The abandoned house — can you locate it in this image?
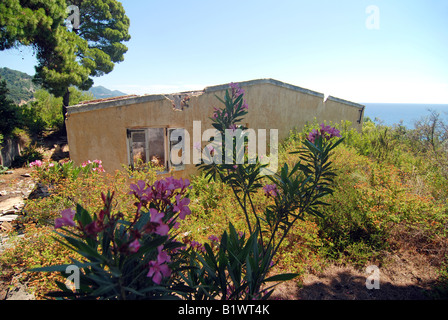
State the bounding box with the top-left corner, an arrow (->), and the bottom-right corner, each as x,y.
65,78 -> 365,178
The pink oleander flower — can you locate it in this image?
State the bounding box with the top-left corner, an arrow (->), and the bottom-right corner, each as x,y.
241,100 -> 249,110
319,123 -> 341,139
229,82 -> 245,97
307,124 -> 342,143
156,246 -> 171,263
129,180 -> 149,198
165,176 -> 190,191
190,240 -> 205,252
147,247 -> 171,284
29,160 -> 43,168
149,208 -> 169,236
208,235 -> 219,243
128,239 -> 141,253
173,194 -> 191,220
141,177 -> 192,203
212,107 -> 221,119
81,160 -> 92,167
307,129 -> 320,143
84,220 -> 103,237
93,165 -> 105,173
263,184 -> 278,197
55,208 -> 76,229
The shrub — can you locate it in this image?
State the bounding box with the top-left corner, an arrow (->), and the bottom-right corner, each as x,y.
28,83 -> 342,300
31,178 -> 193,300
11,143 -> 43,168
0,78 -> 20,137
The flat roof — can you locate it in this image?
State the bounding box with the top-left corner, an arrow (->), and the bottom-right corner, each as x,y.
67,78 -> 364,115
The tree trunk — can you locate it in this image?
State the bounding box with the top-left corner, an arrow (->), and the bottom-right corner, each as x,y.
62,87 -> 70,134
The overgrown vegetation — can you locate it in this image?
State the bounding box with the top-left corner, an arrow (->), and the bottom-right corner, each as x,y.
1,76 -> 94,137
0,74 -> 94,168
1,110 -> 448,299
0,67 -> 37,105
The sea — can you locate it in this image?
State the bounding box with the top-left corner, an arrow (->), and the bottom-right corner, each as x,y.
362,103 -> 448,129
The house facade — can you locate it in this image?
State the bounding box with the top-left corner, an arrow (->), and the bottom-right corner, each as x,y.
65,78 -> 365,178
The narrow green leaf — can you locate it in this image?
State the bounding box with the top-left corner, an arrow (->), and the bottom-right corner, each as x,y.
264,273 -> 299,282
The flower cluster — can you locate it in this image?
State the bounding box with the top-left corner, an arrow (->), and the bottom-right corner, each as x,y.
54,176 -> 193,286
29,160 -> 43,168
54,208 -> 76,229
54,191 -> 121,240
230,83 -> 249,110
127,177 -> 192,284
230,82 -> 245,98
212,82 -> 249,121
307,124 -> 342,143
29,159 -> 106,184
208,234 -> 219,244
81,159 -> 105,172
129,177 -> 191,209
189,240 -> 206,252
147,246 -> 172,284
263,184 -> 278,197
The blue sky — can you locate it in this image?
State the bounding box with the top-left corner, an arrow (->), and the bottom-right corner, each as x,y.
1,0 -> 447,103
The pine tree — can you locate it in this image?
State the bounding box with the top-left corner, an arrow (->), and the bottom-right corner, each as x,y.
0,77 -> 19,137
0,0 -> 130,127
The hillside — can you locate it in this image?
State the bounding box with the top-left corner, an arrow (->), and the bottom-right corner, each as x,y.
0,67 -> 37,105
88,85 -> 127,99
0,67 -> 127,103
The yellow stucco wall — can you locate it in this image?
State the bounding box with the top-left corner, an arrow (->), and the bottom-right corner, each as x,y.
66,79 -> 364,178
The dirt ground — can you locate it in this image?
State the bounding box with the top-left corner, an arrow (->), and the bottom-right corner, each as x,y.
270,248 -> 441,300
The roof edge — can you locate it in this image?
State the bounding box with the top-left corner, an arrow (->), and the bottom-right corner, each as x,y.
205,78 -> 325,99
66,78 -> 364,114
67,94 -> 168,115
326,95 -> 365,109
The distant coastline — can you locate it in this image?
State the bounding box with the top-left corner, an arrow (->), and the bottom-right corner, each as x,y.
362,103 -> 448,128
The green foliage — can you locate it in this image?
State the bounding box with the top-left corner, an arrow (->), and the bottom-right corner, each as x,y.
285,116 -> 448,271
188,172 -> 226,213
30,159 -> 105,185
30,192 -> 187,300
0,67 -> 38,104
18,104 -> 48,136
182,223 -> 295,300
11,143 -> 44,168
1,69 -> 95,137
28,170 -> 199,300
194,84 -> 342,297
19,87 -> 95,134
0,77 -> 20,137
0,164 -> 9,174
